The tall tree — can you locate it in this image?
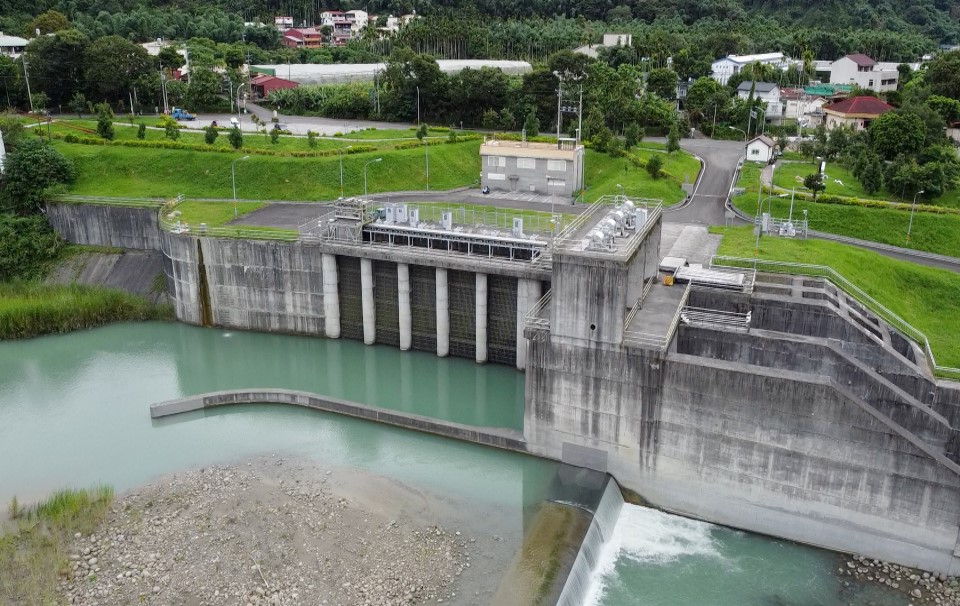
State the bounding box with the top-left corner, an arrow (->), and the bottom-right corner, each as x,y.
25,10 -> 69,36
84,36 -> 151,103
647,68 -> 678,100
23,30 -> 90,106
0,139 -> 75,215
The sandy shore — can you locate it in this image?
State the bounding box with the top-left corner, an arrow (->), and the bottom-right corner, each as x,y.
60,455 -> 520,606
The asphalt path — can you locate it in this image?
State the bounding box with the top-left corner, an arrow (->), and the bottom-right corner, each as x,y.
194,103 -> 413,136
665,137 -> 747,226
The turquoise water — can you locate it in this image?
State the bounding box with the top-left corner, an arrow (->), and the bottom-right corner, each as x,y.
591,505 -> 905,606
0,322 -> 542,509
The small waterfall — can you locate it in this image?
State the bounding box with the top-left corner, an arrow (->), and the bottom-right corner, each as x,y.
555,477 -> 625,606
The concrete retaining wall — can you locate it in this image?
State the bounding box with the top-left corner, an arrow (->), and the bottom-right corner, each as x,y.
151,388 -> 526,452
525,334 -> 960,573
46,203 -> 162,250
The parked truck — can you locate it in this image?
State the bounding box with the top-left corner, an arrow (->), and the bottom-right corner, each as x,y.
170,108 -> 196,121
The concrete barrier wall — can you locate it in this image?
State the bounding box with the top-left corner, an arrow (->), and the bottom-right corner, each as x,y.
150,388 -> 526,452
46,203 -> 162,250
524,334 -> 960,574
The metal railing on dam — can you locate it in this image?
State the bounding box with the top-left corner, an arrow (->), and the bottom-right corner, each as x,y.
712,256 -> 960,380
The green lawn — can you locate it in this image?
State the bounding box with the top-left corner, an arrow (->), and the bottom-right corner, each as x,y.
56,139 -> 482,200
773,160 -> 960,208
713,226 -> 960,368
340,126 -> 451,140
173,201 -> 265,226
584,148 -> 698,203
733,164 -> 960,257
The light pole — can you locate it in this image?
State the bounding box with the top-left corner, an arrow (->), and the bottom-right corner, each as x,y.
236,83 -> 244,124
425,136 -> 429,191
416,86 -> 421,125
364,157 -> 382,196
755,193 -> 787,254
336,145 -> 353,198
161,77 -> 171,114
231,155 -> 250,217
728,125 -> 746,142
906,189 -> 925,244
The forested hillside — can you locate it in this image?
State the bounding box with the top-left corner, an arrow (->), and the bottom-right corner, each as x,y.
1,0 -> 958,50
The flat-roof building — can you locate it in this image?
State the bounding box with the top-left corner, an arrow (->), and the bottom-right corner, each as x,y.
480,138 -> 584,198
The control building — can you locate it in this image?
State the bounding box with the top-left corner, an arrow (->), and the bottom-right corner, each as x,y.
480,138 -> 584,198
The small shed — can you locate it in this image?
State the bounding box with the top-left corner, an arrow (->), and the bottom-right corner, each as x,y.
746,135 -> 776,163
250,74 -> 299,99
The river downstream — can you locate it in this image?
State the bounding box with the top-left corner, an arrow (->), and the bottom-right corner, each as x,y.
1,322 -> 912,605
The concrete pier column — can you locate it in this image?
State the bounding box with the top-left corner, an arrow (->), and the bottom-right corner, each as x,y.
436,268 -> 449,357
398,263 -> 412,351
515,278 -> 542,370
321,253 -> 340,339
360,258 -> 376,345
475,272 -> 488,364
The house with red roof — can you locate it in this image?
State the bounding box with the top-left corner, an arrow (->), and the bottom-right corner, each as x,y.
279,27 -> 323,49
249,74 -> 299,99
829,54 -> 899,93
821,96 -> 894,131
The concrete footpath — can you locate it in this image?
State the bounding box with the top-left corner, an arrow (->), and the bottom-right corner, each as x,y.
151,388 -> 526,452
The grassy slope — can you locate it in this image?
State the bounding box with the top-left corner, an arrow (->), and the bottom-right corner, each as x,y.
584,148 -> 697,203
713,226 -> 960,367
773,160 -> 960,208
58,139 -> 482,200
55,136 -> 700,204
733,164 -> 960,257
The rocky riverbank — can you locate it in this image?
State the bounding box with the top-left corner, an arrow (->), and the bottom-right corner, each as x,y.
839,554 -> 960,605
59,456 -> 496,606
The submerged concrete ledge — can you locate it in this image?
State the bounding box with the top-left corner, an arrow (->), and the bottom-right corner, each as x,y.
150,389 -> 527,453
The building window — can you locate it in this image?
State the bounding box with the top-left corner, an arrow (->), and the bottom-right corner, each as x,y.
487,156 -> 505,168
751,148 -> 759,156
547,160 -> 566,172
548,179 -> 566,189
868,79 -> 874,88
516,157 -> 536,170
487,173 -> 506,181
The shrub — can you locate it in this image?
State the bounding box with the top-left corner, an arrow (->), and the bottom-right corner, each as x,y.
0,140 -> 75,214
646,155 -> 664,179
0,213 -> 65,280
95,103 -> 114,141
136,123 -> 146,140
307,130 -> 318,149
228,126 -> 243,150
270,128 -> 280,145
165,122 -> 180,141
204,125 -> 218,145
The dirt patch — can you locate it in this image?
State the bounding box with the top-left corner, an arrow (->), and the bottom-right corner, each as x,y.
59,456 -> 493,606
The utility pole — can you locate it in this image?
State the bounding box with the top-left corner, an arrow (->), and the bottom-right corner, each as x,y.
22,54 -> 34,113
556,79 -> 562,141
425,137 -> 429,191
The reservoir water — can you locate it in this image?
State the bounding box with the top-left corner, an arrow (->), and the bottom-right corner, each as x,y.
1,322 -> 907,606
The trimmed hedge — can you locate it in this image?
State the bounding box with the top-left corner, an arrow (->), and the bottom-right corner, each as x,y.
763,183 -> 960,217
57,132 -> 376,158
392,134 -> 482,150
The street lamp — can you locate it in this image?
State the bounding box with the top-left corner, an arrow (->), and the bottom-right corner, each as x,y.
363,157 -> 382,196
236,83 -> 245,125
906,189 -> 925,244
161,78 -> 171,114
336,146 -> 354,198
728,125 -> 746,142
231,155 -> 250,217
755,193 -> 788,254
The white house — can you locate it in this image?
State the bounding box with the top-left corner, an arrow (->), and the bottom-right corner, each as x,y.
274,16 -> 294,29
736,81 -> 782,120
829,54 -> 898,93
746,135 -> 776,163
344,10 -> 368,31
779,88 -> 826,123
711,53 -> 792,86
0,32 -> 28,59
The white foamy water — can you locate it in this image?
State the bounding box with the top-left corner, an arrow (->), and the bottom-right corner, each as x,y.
584,504 -> 722,605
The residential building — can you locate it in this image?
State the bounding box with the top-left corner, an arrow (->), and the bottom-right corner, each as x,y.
479,138 -> 584,197
779,88 -> 826,124
821,96 -> 894,131
274,16 -> 294,30
803,83 -> 852,100
249,74 -> 299,98
746,135 -> 776,163
711,53 -> 793,86
0,32 -> 28,59
828,54 -> 898,93
279,27 -> 323,49
344,10 -> 369,31
735,81 -> 782,119
947,121 -> 960,146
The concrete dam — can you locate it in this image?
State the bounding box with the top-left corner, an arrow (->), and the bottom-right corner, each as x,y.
46,197 -> 960,576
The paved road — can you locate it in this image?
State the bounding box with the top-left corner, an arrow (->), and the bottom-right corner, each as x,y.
666,137 -> 747,226
195,103 -> 413,136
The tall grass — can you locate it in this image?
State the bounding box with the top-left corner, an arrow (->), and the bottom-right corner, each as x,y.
1,487 -> 113,605
0,282 -> 172,339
